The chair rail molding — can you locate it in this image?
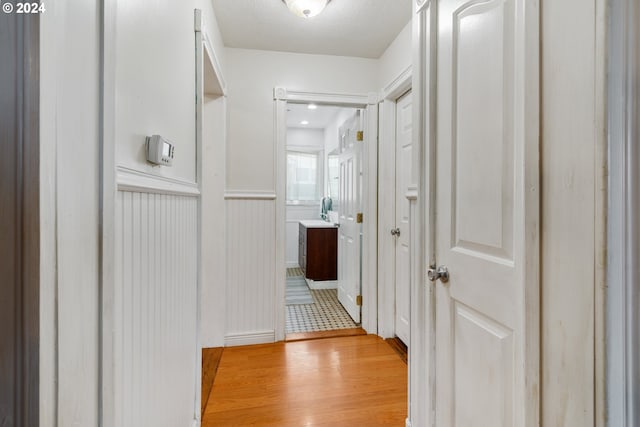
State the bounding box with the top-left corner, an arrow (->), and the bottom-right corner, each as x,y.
116,166 -> 200,197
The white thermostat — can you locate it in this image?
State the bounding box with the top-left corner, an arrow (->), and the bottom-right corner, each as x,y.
146,135 -> 174,166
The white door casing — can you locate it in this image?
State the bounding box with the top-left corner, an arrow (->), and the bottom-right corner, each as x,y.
433,0 -> 539,426
394,90 -> 412,345
338,110 -> 363,324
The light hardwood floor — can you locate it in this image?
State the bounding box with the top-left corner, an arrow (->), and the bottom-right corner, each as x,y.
202,335 -> 408,427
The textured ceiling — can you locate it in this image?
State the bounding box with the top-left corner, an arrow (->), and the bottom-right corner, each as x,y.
211,0 -> 412,58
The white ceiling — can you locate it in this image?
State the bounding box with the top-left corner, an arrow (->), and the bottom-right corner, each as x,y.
211,0 -> 412,59
286,103 -> 353,129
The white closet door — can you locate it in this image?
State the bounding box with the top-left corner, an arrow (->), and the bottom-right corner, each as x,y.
433,0 -> 539,426
394,90 -> 412,345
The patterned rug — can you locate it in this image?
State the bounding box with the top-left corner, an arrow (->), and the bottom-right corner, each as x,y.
285,276 -> 314,305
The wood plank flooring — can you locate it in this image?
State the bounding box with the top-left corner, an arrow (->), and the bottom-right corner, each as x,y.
285,327 -> 367,342
384,337 -> 408,365
201,347 -> 224,416
202,335 -> 408,427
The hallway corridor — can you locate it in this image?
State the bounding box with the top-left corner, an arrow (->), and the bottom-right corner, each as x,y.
202,335 -> 408,426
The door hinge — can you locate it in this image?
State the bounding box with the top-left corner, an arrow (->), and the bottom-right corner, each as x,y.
356,295 -> 362,306
356,130 -> 364,141
356,213 -> 363,223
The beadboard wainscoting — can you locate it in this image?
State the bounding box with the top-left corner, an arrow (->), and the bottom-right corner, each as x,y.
114,169 -> 200,426
225,193 -> 277,346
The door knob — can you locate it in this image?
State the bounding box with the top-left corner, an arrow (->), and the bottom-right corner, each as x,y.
391,228 -> 401,236
427,265 -> 449,283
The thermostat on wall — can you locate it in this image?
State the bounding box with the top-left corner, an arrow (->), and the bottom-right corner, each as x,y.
146,134 -> 174,166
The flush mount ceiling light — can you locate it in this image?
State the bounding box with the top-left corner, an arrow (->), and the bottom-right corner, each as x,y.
307,104 -> 318,110
282,0 -> 331,19
301,120 -> 309,125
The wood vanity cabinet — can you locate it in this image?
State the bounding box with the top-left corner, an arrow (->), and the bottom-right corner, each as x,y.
298,223 -> 338,281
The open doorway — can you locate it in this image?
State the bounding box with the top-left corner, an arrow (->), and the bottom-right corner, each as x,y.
284,103 -> 364,338
274,89 -> 379,342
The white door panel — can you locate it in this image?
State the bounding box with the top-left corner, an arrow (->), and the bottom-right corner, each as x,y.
338,111 -> 363,324
395,91 -> 412,345
433,0 -> 539,426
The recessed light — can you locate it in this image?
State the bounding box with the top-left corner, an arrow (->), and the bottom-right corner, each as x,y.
301,120 -> 309,125
307,104 -> 318,110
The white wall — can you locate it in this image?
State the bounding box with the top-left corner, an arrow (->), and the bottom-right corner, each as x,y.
226,48 -> 378,191
40,1 -> 101,425
115,0 -> 225,183
378,21 -> 412,89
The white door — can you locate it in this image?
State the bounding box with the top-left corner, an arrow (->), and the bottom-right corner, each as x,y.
337,111 -> 363,324
394,91 -> 412,345
433,0 -> 539,426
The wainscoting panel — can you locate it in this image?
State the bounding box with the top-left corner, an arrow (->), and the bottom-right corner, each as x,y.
115,189 -> 199,426
225,198 -> 276,345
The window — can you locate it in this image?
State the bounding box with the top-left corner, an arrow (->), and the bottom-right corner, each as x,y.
286,151 -> 321,202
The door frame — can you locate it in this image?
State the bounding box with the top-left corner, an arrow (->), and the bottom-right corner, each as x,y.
377,66 -> 412,339
273,88 -> 379,341
607,0 -> 639,423
409,2 -> 437,426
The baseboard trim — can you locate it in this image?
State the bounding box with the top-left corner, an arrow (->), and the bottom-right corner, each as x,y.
305,278 -> 338,290
224,330 -> 275,347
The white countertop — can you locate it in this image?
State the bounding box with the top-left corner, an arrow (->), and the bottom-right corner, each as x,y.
299,219 -> 338,228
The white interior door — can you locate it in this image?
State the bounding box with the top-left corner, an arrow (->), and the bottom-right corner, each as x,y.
433,0 -> 539,426
337,111 -> 363,324
394,91 -> 412,345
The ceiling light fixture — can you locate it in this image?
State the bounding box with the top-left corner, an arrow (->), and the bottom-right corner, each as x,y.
307,104 -> 318,110
282,0 -> 331,19
301,120 -> 309,125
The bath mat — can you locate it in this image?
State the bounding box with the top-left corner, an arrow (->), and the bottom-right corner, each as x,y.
286,276 -> 314,305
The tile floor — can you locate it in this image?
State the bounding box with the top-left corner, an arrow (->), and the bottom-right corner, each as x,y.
286,268 -> 358,334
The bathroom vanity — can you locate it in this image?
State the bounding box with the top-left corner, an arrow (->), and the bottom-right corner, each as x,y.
298,220 -> 338,281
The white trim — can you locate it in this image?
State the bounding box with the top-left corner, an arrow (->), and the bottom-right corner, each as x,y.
377,67 -> 413,340
276,88 -> 371,107
415,0 -> 433,14
361,102 -> 379,333
380,65 -> 412,100
410,2 -> 437,427
201,30 -> 227,97
607,0 -> 637,424
116,166 -> 200,196
224,330 -> 275,347
306,279 -> 338,290
100,0 -> 118,425
224,191 -> 277,200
